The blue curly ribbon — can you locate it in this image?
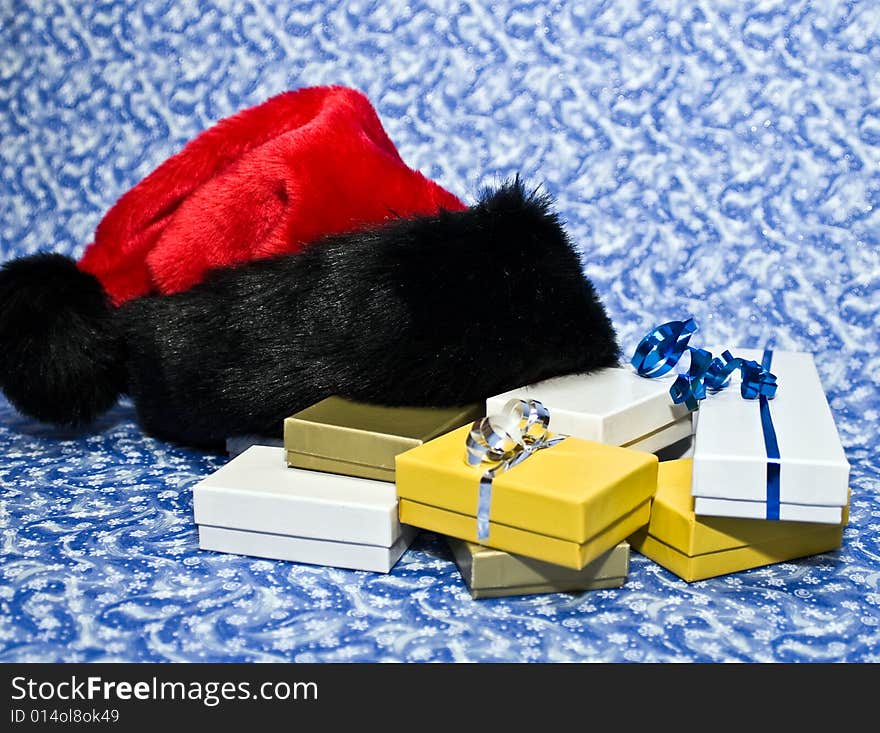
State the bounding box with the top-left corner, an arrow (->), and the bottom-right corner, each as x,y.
631,317 -> 778,411
464,399 -> 564,541
632,318 -> 783,518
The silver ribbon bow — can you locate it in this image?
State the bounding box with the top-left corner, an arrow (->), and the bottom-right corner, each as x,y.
464,398 -> 565,541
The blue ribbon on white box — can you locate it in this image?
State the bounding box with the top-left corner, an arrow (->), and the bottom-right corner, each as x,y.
632,318 -> 782,519
464,399 -> 564,541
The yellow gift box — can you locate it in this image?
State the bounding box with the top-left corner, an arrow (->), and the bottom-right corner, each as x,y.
628,459 -> 847,582
284,397 -> 483,482
395,424 -> 657,570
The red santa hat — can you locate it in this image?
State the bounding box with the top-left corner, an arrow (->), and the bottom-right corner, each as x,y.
0,88 -> 619,440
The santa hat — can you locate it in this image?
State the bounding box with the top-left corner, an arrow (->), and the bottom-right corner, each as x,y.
0,89 -> 618,445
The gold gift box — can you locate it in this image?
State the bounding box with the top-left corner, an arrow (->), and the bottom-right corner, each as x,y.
449,538 -> 629,599
284,397 -> 483,482
628,459 -> 847,582
396,424 -> 657,569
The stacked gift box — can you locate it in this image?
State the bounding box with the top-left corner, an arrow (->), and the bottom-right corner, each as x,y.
627,345 -> 850,580
193,444 -> 417,573
191,322 -> 851,597
282,397 -> 644,596
690,348 -> 850,524
194,365 -> 692,596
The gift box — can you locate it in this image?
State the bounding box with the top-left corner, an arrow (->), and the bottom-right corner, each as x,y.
692,349 -> 850,524
193,445 -> 415,572
395,422 -> 657,570
283,397 -> 483,481
486,368 -> 692,452
628,459 -> 847,582
448,538 -> 629,599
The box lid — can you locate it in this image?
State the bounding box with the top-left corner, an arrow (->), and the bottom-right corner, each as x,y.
192,446 -> 401,546
693,349 -> 850,507
284,397 -> 483,471
486,367 -> 690,446
395,424 -> 657,544
648,459 -> 849,557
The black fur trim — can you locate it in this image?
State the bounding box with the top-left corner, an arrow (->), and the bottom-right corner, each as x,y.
0,253 -> 125,425
119,180 -> 619,447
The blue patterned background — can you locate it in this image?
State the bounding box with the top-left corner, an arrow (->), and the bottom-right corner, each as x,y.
1,0 -> 879,662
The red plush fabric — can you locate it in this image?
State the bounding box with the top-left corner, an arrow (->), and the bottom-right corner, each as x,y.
77,85 -> 465,305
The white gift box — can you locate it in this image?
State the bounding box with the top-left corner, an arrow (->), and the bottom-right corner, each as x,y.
692,349 -> 850,524
193,446 -> 415,571
485,367 -> 692,450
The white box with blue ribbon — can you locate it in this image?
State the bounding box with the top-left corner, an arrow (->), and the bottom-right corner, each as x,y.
692,349 -> 850,524
193,445 -> 416,572
485,367 -> 693,453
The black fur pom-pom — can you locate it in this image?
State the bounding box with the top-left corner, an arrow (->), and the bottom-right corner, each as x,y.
0,253 -> 125,425
117,180 -> 619,446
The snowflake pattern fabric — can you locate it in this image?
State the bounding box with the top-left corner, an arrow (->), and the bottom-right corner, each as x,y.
1,0 -> 879,662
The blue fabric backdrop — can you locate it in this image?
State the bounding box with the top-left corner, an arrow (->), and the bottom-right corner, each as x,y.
1,0 -> 878,662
